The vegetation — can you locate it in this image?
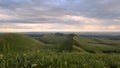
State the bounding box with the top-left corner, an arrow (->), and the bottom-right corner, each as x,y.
0,33 -> 120,68
37,33 -> 120,53
0,33 -> 45,53
73,36 -> 120,53
0,51 -> 120,68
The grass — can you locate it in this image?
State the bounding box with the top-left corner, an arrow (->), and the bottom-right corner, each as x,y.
37,34 -> 69,45
37,34 -> 120,53
0,51 -> 120,68
0,33 -> 120,68
0,33 -> 45,53
73,36 -> 120,53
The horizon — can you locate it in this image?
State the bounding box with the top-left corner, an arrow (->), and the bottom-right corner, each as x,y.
0,0 -> 120,32
1,31 -> 120,33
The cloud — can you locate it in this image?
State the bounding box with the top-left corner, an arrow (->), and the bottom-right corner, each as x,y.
0,0 -> 120,32
0,13 -> 16,20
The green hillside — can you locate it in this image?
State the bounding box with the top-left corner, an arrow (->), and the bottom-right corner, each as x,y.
0,33 -> 45,53
73,36 -> 120,53
37,33 -> 120,53
0,33 -> 120,67
37,33 -> 77,51
0,33 -> 119,54
38,33 -> 68,44
37,34 -> 85,52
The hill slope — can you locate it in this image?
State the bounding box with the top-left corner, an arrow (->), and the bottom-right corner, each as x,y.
0,33 -> 45,53
37,33 -> 83,52
73,36 -> 120,53
37,33 -> 120,53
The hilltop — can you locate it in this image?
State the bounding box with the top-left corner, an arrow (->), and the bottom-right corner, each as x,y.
0,33 -> 45,53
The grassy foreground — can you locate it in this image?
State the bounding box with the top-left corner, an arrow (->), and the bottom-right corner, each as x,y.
0,51 -> 120,68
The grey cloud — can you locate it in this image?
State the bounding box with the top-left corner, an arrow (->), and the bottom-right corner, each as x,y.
1,0 -> 120,19
0,0 -> 120,31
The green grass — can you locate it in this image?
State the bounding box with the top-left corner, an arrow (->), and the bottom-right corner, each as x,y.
0,51 -> 120,68
73,36 -> 120,53
37,34 -> 69,45
0,33 -> 120,68
36,33 -> 120,53
37,34 -> 75,52
0,33 -> 45,53
0,33 -> 119,53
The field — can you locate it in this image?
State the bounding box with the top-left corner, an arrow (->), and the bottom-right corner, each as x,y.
0,33 -> 120,68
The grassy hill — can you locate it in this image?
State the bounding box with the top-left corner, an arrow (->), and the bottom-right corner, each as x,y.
37,33 -> 77,51
37,33 -> 86,52
0,33 -> 120,68
0,33 -> 45,53
73,36 -> 120,53
0,33 -> 119,54
37,33 -> 120,53
38,33 -> 68,44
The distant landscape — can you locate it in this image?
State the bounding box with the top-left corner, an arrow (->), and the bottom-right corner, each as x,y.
0,0 -> 120,68
0,32 -> 120,68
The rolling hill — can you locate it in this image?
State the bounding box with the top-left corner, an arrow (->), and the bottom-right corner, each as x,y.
0,33 -> 119,54
0,33 -> 119,68
37,33 -> 120,53
36,33 -> 79,52
73,36 -> 120,53
0,33 -> 45,53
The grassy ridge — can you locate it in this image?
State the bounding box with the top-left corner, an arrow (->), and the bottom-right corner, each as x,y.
73,36 -> 120,53
0,33 -> 45,53
38,33 -> 120,53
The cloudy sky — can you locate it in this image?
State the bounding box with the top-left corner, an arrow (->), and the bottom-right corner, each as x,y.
0,0 -> 120,32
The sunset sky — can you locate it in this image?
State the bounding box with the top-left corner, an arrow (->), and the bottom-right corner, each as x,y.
0,0 -> 120,32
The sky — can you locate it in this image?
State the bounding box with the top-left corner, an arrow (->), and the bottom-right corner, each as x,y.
0,0 -> 120,32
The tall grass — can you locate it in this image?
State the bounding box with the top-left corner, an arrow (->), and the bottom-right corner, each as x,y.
0,51 -> 120,68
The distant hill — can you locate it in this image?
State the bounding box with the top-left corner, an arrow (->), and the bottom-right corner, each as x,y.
0,33 -> 119,54
37,33 -> 83,52
73,36 -> 120,53
0,33 -> 45,53
37,33 -> 67,44
37,33 -> 120,53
